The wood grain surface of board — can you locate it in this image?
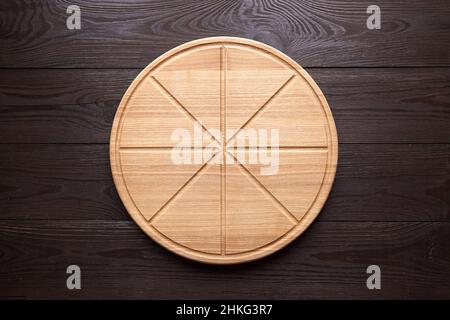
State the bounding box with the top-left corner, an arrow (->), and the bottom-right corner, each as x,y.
110,37 -> 338,264
1,0 -> 449,299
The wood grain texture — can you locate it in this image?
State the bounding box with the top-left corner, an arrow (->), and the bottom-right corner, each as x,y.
110,37 -> 338,263
0,220 -> 449,299
0,68 -> 449,144
0,144 -> 447,222
1,0 -> 449,68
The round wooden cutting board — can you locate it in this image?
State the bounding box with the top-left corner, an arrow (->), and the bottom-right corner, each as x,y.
110,37 -> 338,264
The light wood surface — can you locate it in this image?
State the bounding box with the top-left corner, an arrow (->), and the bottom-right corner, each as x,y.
110,37 -> 338,264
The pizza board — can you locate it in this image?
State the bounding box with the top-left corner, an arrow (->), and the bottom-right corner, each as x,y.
110,37 -> 338,264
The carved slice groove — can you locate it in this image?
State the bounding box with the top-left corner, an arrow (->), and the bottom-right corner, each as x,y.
220,45 -> 227,255
151,75 -> 220,145
225,74 -> 296,145
227,151 -> 299,225
149,151 -> 220,224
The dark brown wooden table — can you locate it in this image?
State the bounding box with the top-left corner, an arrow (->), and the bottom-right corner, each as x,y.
0,0 -> 449,299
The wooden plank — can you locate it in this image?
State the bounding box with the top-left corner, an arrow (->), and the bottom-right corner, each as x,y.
0,144 -> 447,221
0,69 -> 134,144
0,0 -> 449,68
325,143 -> 449,221
0,144 -> 128,221
313,68 -> 450,144
0,68 -> 449,144
0,220 -> 448,299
